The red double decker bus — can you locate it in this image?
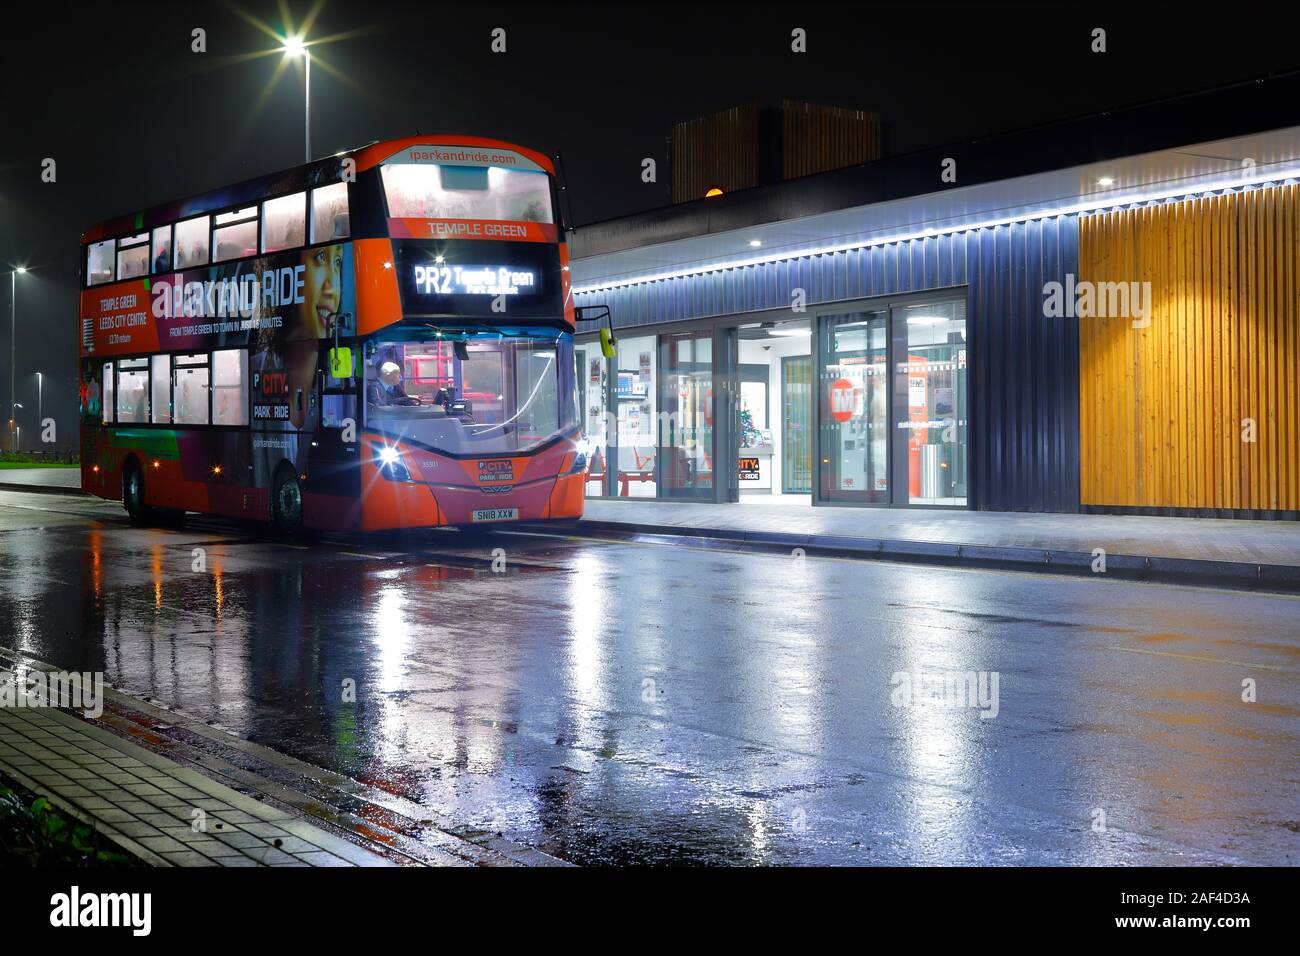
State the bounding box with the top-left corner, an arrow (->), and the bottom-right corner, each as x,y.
78,136 -> 588,533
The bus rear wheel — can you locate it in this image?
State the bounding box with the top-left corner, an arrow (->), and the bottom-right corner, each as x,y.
271,466 -> 304,535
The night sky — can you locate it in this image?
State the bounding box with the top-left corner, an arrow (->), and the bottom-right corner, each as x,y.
2,0 -> 1297,444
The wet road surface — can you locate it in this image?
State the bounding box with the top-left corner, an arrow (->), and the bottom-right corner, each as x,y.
0,488 -> 1297,865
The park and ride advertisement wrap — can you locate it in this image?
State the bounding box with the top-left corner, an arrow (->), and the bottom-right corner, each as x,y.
79,245 -> 357,512
80,243 -> 355,363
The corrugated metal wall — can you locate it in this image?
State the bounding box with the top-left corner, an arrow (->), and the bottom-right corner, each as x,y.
575,216 -> 1081,512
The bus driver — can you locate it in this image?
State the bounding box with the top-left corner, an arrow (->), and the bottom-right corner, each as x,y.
371,361 -> 421,407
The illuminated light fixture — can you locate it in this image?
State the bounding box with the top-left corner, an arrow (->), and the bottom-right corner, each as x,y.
704,187 -> 724,198
435,255 -> 445,264
279,35 -> 311,163
152,460 -> 160,469
1097,176 -> 1115,186
749,239 -> 762,248
92,464 -> 100,473
15,267 -> 26,275
377,445 -> 400,466
572,163 -> 1300,295
212,465 -> 222,475
769,327 -> 810,337
383,261 -> 392,270
906,315 -> 948,325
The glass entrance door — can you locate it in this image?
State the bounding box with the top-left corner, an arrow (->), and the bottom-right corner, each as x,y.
818,310 -> 890,502
893,300 -> 968,506
658,331 -> 714,499
575,340 -> 611,496
815,297 -> 967,508
781,356 -> 812,493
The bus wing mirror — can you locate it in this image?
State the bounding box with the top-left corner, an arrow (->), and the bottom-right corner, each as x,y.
454,341 -> 470,363
577,305 -> 617,359
328,346 -> 353,379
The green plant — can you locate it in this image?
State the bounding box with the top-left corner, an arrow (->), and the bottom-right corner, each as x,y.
0,782 -> 137,867
739,407 -> 761,447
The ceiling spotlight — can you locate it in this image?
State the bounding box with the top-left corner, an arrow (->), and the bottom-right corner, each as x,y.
1097,176 -> 1115,187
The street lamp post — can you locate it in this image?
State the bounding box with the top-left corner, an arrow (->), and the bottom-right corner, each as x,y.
10,267 -> 26,453
36,371 -> 43,447
12,403 -> 22,454
282,37 -> 310,163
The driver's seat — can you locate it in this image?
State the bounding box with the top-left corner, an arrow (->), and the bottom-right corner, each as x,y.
364,363 -> 386,407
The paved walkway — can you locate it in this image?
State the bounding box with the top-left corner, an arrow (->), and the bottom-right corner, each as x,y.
582,499 -> 1300,567
0,468 -> 82,491
0,702 -> 393,867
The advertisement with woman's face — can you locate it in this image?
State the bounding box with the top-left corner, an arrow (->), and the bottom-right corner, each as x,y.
249,243 -> 355,433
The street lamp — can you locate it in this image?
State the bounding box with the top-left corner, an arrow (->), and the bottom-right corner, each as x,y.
35,371 -> 43,444
10,267 -> 27,453
281,36 -> 310,163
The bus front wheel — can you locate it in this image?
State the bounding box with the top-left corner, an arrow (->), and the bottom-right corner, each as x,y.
271,467 -> 304,535
122,461 -> 149,524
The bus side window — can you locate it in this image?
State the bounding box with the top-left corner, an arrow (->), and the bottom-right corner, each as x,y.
311,183 -> 349,243
101,362 -> 114,424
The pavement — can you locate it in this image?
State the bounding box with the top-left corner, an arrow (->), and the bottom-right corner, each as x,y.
0,487 -> 1296,865
0,642 -> 560,868
570,499 -> 1300,592
3,468 -> 1297,590
0,688 -> 393,867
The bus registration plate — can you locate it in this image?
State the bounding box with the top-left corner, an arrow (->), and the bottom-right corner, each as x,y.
472,508 -> 519,523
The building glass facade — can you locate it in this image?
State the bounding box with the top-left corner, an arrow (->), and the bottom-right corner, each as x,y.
576,291 -> 970,509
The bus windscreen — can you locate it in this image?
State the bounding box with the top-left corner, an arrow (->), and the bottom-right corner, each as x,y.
380,164 -> 553,223
365,327 -> 576,455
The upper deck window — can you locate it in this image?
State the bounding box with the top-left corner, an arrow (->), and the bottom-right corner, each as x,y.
151,225 -> 173,273
380,164 -> 553,224
213,207 -> 258,263
262,193 -> 306,253
117,233 -> 150,280
87,240 -> 115,286
310,183 -> 350,243
174,216 -> 210,269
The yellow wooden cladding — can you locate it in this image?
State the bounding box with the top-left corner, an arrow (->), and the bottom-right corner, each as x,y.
1079,186 -> 1300,511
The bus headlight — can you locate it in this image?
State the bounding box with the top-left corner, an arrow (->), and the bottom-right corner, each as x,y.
374,444 -> 410,481
567,439 -> 591,474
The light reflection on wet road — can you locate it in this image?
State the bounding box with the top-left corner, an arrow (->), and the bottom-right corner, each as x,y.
1,490 -> 1297,865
